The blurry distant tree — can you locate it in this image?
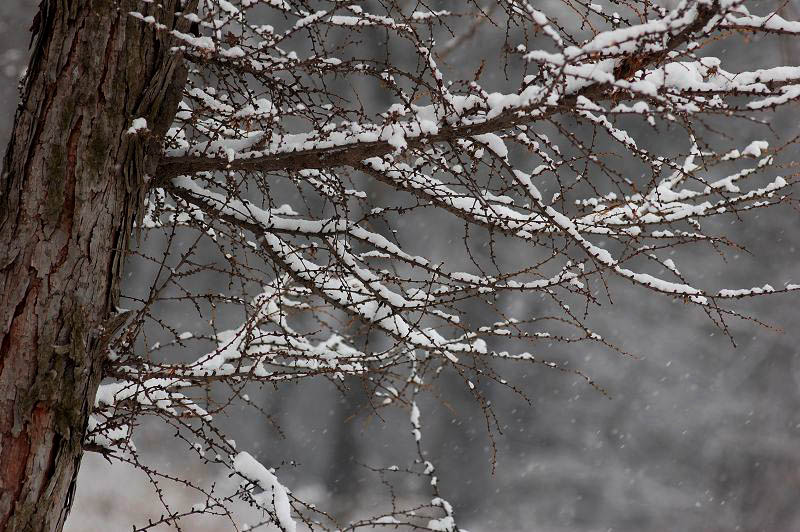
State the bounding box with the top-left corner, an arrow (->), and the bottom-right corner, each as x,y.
1,0 -> 800,530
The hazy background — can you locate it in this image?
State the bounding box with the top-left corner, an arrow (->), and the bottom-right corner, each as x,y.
2,1 -> 800,531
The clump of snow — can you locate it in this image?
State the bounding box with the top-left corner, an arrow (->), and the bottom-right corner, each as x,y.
233,452 -> 296,532
127,117 -> 147,135
741,140 -> 768,158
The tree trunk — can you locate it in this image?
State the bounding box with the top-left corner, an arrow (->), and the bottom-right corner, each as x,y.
0,1 -> 192,530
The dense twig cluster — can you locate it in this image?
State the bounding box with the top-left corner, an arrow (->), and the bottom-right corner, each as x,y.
88,0 -> 800,529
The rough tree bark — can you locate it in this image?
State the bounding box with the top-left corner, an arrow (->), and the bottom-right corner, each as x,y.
0,1 -> 193,530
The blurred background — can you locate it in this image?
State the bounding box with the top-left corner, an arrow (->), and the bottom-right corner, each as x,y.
2,1 -> 800,531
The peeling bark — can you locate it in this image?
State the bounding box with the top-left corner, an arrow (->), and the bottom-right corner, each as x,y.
0,1 -> 193,530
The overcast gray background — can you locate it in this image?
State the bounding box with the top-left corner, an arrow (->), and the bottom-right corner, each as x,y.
2,2 -> 799,531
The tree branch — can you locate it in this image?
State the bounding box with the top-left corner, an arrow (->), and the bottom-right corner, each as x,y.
155,2 -> 721,180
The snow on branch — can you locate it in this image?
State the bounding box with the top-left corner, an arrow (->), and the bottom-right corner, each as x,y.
104,0 -> 800,529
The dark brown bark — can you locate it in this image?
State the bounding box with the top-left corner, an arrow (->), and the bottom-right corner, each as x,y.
0,1 -> 193,530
